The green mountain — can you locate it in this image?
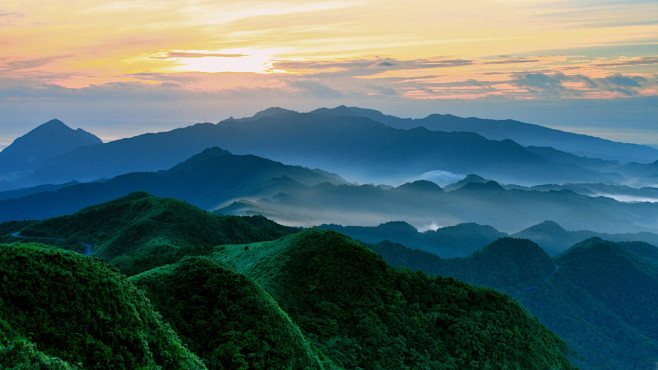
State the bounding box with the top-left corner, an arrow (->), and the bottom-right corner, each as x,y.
210,229 -> 574,369
4,195 -> 576,368
0,243 -> 205,369
18,191 -> 297,275
368,237 -> 658,369
130,256 -> 326,369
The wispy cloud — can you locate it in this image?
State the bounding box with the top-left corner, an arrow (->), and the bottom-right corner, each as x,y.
0,56 -> 70,72
594,56 -> 658,67
1,0 -> 656,146
287,80 -> 343,98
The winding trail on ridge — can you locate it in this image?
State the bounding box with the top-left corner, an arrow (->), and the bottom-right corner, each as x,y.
11,232 -> 93,257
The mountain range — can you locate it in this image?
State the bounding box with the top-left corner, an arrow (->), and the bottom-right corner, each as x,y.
1,145 -> 657,236
322,219 -> 658,257
220,176 -> 658,234
0,194 -> 575,368
1,108 -> 657,368
0,147 -> 344,223
1,145 -> 657,237
1,108 -> 657,190
368,237 -> 658,369
317,105 -> 658,163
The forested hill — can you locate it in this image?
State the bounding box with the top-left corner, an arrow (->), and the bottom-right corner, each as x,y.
1,194 -> 576,368
369,237 -> 658,369
0,243 -> 205,369
18,191 -> 297,275
210,229 -> 575,368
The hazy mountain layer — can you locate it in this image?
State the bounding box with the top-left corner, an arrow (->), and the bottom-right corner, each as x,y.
317,105 -> 658,163
0,147 -> 344,223
321,219 -> 658,257
0,119 -> 101,184
4,109 -> 651,190
369,238 -> 658,369
220,178 -> 658,234
2,145 -> 656,237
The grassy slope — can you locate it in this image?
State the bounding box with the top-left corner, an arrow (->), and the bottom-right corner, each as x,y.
19,191 -> 297,275
0,243 -> 206,369
130,256 -> 330,369
213,229 -> 575,369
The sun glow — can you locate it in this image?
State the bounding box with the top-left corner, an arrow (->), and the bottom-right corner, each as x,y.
152,49 -> 285,74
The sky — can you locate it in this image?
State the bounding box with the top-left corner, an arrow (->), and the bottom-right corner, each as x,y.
1,0 -> 657,148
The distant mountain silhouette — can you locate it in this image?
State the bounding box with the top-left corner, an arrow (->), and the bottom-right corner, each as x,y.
512,220 -> 658,254
442,173 -> 488,191
0,147 -> 345,222
322,216 -> 658,257
315,105 -> 658,163
219,177 -> 658,235
3,110 -> 640,190
0,119 -> 101,184
320,221 -> 505,258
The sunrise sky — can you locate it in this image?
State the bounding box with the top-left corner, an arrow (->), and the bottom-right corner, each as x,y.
1,0 -> 656,147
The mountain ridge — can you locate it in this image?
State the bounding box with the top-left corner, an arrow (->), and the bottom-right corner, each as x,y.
0,147 -> 345,223
314,105 -> 658,163
2,108 -> 647,190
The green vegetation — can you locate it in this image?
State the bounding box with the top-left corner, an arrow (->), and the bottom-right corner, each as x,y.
369,236 -> 658,369
2,194 -> 577,368
130,256 -> 327,369
20,192 -> 297,275
0,336 -> 77,369
0,243 -> 206,369
213,229 -> 575,369
0,220 -> 36,236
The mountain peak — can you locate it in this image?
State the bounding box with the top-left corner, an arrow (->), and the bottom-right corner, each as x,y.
166,146 -> 234,173
0,119 -> 102,175
311,105 -> 355,116
459,180 -> 504,192
469,237 -> 556,286
444,174 -> 488,191
524,220 -> 567,234
251,107 -> 297,120
41,118 -> 67,128
397,179 -> 443,193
